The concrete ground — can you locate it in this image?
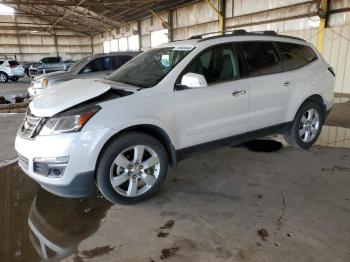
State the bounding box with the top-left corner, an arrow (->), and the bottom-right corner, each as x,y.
0,76 -> 30,100
0,96 -> 349,262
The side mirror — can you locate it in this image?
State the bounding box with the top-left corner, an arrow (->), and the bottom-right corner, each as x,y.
181,73 -> 207,88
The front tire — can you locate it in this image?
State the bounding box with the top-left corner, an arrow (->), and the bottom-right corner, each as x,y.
96,132 -> 168,204
0,72 -> 8,83
284,101 -> 324,149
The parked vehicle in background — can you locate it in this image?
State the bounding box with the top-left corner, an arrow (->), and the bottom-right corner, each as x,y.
0,59 -> 25,83
28,56 -> 75,77
15,31 -> 334,204
28,52 -> 140,97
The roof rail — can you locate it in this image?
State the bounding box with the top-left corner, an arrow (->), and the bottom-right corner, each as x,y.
197,29 -> 305,42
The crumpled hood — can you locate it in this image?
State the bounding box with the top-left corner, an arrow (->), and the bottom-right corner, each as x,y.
30,79 -> 115,117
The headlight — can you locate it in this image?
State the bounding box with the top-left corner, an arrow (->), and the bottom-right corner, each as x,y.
41,78 -> 48,88
39,105 -> 100,136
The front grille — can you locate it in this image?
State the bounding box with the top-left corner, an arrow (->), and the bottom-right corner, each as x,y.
19,108 -> 43,139
18,153 -> 29,170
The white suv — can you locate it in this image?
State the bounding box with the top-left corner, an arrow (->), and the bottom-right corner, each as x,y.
0,59 -> 25,83
15,31 -> 334,204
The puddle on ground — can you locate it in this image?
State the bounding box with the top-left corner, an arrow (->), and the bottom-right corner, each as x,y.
0,163 -> 111,261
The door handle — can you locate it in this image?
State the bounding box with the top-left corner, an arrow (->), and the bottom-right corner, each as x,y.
284,81 -> 294,87
232,90 -> 246,97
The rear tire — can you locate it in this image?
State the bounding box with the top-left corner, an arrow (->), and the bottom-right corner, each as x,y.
96,132 -> 168,204
284,101 -> 324,149
11,77 -> 19,82
0,72 -> 8,83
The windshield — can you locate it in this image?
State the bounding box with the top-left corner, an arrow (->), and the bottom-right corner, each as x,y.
107,47 -> 193,88
68,56 -> 90,72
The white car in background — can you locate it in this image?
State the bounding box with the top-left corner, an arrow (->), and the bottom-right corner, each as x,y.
28,52 -> 139,97
0,59 -> 25,83
16,30 -> 334,204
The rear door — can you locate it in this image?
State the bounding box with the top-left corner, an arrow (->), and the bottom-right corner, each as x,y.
236,41 -> 291,131
175,43 -> 250,149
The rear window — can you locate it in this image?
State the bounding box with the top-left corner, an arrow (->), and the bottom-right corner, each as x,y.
277,42 -> 318,71
8,61 -> 19,66
236,41 -> 284,77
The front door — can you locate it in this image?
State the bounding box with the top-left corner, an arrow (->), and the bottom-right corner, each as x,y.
175,43 -> 250,149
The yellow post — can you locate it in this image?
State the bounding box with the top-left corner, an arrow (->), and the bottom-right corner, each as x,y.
316,0 -> 329,54
205,0 -> 224,33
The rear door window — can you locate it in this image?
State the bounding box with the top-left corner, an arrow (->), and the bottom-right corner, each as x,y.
8,61 -> 19,66
111,55 -> 133,69
0,61 -> 4,65
236,41 -> 283,77
277,42 -> 318,71
80,57 -> 111,73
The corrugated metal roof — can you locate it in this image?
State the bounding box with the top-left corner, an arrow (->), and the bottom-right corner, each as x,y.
0,0 -> 199,34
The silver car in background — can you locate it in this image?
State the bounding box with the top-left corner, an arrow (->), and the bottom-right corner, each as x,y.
0,59 -> 25,83
28,52 -> 140,96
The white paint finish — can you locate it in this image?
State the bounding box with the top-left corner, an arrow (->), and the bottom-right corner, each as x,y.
175,79 -> 249,148
30,79 -> 111,117
15,127 -> 115,186
15,34 -> 334,192
247,71 -> 293,131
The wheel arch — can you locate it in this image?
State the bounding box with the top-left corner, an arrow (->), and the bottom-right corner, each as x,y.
0,71 -> 8,76
291,94 -> 326,122
95,124 -> 177,171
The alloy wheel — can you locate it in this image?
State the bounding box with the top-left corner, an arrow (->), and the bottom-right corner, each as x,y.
298,108 -> 320,143
0,73 -> 6,83
109,145 -> 160,197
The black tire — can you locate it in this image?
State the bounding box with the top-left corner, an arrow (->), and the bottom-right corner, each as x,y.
284,101 -> 324,149
0,72 -> 8,83
96,132 -> 168,204
11,77 -> 19,82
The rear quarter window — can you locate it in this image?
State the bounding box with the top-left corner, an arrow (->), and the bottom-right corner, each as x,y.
236,41 -> 284,77
0,61 -> 3,65
277,42 -> 318,71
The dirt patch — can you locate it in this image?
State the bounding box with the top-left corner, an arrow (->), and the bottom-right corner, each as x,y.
160,220 -> 175,230
321,166 -> 350,175
158,232 -> 169,238
257,228 -> 269,241
73,254 -> 85,262
80,245 -> 114,259
160,246 -> 179,260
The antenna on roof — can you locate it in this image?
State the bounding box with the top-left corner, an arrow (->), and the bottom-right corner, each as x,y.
231,29 -> 247,35
189,35 -> 202,40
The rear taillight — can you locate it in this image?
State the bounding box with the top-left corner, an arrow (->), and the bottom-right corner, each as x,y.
328,67 -> 335,77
